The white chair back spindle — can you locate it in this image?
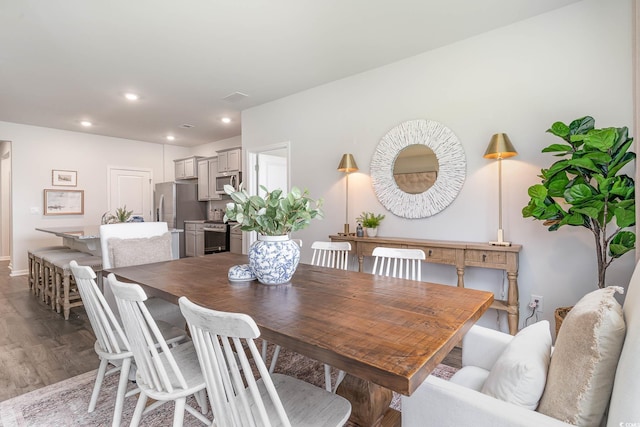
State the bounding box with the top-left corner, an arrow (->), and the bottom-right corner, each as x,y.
372,247 -> 426,281
310,241 -> 351,270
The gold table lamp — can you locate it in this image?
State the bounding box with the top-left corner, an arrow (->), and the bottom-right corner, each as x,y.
337,154 -> 358,235
484,133 -> 517,246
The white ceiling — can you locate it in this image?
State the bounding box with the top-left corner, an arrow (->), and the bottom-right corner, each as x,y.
0,0 -> 580,147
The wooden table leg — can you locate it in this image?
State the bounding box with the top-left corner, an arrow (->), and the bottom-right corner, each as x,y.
336,373 -> 398,427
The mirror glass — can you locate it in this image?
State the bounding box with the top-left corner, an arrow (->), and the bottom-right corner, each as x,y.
393,145 -> 439,194
370,119 -> 466,219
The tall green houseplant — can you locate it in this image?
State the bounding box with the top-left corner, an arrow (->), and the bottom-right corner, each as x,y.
522,116 -> 636,289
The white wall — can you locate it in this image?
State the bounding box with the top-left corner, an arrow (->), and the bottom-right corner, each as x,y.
242,0 -> 635,332
0,141 -> 11,261
0,121 -> 182,274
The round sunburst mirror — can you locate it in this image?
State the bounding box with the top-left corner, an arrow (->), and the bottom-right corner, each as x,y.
371,119 -> 466,218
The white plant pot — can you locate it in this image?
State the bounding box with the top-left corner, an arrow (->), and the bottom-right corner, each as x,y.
365,227 -> 378,237
248,235 -> 300,285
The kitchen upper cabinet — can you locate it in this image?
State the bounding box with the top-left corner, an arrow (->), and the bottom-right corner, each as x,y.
217,148 -> 241,173
174,156 -> 202,180
197,157 -> 221,201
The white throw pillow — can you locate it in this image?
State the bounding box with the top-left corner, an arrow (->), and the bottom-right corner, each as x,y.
480,320 -> 552,410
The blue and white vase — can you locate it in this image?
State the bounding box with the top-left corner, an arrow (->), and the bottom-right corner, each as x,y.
248,235 -> 300,285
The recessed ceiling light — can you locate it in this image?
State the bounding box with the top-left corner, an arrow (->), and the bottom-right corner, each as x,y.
166,135 -> 176,141
80,121 -> 92,127
124,93 -> 139,101
221,117 -> 231,124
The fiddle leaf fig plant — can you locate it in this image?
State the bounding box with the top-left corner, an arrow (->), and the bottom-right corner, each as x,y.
224,184 -> 324,236
522,116 -> 636,289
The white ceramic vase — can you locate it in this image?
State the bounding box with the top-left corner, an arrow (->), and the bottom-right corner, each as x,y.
366,227 -> 378,237
248,235 -> 300,285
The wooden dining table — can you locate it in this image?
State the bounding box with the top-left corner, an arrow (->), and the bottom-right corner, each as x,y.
104,252 -> 493,427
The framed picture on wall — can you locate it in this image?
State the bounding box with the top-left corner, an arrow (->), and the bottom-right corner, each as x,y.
52,169 -> 77,187
44,189 -> 84,215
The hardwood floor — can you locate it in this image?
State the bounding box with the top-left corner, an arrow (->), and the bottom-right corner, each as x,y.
0,259 -> 461,403
0,260 -> 96,402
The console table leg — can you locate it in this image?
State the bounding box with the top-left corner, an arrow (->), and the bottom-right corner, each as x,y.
336,373 -> 394,427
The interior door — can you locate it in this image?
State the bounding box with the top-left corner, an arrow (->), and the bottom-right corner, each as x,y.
108,167 -> 153,221
258,152 -> 288,197
246,144 -> 290,251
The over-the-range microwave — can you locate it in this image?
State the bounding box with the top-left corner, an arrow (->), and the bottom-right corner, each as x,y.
216,171 -> 241,194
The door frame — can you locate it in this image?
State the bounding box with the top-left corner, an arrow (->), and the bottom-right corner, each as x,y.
244,142 -> 291,253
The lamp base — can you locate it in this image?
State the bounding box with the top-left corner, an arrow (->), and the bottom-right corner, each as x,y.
489,229 -> 512,247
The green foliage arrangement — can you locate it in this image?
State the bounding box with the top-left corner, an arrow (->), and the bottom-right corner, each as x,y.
224,184 -> 324,236
101,205 -> 133,224
357,212 -> 386,228
522,116 -> 636,288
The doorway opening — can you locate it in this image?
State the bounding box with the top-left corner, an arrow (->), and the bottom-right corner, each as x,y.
0,141 -> 12,264
245,142 -> 290,252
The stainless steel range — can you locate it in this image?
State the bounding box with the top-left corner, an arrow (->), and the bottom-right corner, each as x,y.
203,221 -> 229,254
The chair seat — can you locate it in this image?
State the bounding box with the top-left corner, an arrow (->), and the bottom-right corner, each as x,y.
266,374 -> 352,426
135,341 -> 205,401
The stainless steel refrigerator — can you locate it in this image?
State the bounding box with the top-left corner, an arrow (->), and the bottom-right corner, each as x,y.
154,182 -> 207,258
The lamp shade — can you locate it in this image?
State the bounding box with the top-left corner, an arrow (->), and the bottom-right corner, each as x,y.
337,153 -> 359,173
483,133 -> 518,159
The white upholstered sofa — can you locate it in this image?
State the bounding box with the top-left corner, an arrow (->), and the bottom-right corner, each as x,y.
402,260 -> 640,427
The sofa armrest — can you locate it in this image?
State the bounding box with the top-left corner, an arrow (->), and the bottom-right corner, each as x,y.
461,324 -> 513,370
401,376 -> 571,427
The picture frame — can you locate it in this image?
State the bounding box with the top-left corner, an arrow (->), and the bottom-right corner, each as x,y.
44,189 -> 84,216
52,169 -> 77,187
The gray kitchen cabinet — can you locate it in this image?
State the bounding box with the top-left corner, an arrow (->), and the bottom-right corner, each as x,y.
217,148 -> 241,173
174,156 -> 203,180
185,222 -> 204,257
197,157 -> 221,201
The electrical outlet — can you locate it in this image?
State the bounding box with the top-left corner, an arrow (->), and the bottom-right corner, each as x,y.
530,295 -> 544,313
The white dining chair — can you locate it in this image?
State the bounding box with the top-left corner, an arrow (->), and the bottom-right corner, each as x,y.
310,241 -> 351,270
100,222 -> 184,329
266,240 -> 352,392
372,246 -> 426,280
108,274 -> 211,427
179,296 -> 352,427
70,261 -> 188,427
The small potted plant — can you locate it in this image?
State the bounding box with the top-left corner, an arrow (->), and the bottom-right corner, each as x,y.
224,184 -> 323,284
101,206 -> 133,224
357,212 -> 385,237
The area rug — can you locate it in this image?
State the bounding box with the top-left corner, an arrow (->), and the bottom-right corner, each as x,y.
0,344 -> 457,426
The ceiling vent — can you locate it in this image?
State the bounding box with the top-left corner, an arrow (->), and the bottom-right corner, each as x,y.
179,123 -> 194,129
222,92 -> 249,103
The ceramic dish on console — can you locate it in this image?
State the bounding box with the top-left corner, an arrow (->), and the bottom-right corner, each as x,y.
228,264 -> 257,282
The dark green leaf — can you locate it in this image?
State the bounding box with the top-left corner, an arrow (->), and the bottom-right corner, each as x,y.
567,157 -> 600,173
610,231 -> 636,257
564,184 -> 593,203
569,116 -> 595,135
542,144 -> 573,153
614,206 -> 636,228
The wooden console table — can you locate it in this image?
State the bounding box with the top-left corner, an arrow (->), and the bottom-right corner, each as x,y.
330,235 -> 522,335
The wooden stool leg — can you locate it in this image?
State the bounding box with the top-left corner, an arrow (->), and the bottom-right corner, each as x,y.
62,274 -> 71,320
